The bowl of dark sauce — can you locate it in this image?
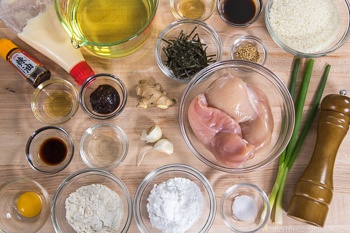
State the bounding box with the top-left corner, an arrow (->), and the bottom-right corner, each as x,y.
217,0 -> 262,27
79,73 -> 128,120
25,126 -> 74,174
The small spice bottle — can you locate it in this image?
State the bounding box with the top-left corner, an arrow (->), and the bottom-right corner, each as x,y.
0,38 -> 51,88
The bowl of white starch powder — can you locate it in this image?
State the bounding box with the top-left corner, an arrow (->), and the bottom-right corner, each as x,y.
51,168 -> 132,233
133,164 -> 216,233
265,0 -> 350,57
220,183 -> 270,232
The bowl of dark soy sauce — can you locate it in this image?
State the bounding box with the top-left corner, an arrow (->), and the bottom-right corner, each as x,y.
217,0 -> 262,27
25,126 -> 74,174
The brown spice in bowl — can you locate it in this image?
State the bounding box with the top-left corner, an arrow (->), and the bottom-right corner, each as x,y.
235,43 -> 260,62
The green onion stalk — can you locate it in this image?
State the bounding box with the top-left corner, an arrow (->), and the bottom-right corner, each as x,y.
268,58 -> 331,224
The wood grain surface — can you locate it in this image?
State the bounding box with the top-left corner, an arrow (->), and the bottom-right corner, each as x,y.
0,0 -> 349,232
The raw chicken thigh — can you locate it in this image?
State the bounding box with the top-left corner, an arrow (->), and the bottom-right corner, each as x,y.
188,94 -> 255,167
205,76 -> 273,150
188,76 -> 273,167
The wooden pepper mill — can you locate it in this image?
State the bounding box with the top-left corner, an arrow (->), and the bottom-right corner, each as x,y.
287,93 -> 350,227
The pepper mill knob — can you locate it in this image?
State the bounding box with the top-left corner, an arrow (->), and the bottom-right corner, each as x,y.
287,94 -> 350,227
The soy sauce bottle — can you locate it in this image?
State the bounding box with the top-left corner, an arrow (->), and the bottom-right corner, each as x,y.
0,38 -> 51,88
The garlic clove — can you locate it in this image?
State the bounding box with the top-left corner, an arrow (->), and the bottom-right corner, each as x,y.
140,125 -> 162,143
153,139 -> 174,155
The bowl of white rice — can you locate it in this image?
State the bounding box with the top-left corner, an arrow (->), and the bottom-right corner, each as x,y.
265,0 -> 350,57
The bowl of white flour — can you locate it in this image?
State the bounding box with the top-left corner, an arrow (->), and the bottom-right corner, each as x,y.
265,0 -> 350,57
133,164 -> 216,233
51,168 -> 132,233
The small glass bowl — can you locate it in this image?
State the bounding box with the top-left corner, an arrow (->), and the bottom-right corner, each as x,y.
51,169 -> 132,233
217,0 -> 263,27
25,126 -> 74,174
134,164 -> 216,232
231,35 -> 268,66
80,123 -> 129,170
170,0 -> 216,21
265,0 -> 350,57
0,178 -> 51,233
155,19 -> 222,83
31,78 -> 79,125
221,183 -> 270,232
79,73 -> 127,120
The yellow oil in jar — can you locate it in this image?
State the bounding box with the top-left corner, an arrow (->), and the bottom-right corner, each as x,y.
70,0 -> 152,57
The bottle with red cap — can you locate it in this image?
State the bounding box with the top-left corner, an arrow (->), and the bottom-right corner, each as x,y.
0,1 -> 94,85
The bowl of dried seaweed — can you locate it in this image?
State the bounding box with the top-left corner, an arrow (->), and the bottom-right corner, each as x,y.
155,19 -> 222,83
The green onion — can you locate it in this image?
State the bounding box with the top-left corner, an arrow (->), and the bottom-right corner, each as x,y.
268,58 -> 331,224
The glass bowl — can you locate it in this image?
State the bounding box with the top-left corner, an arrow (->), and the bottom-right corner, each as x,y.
0,178 -> 51,233
133,164 -> 216,232
25,126 -> 74,174
217,0 -> 263,27
155,19 -> 222,83
265,0 -> 350,57
170,0 -> 216,21
179,60 -> 295,173
55,0 -> 159,58
51,168 -> 132,233
221,183 -> 270,232
31,78 -> 79,125
231,35 -> 267,66
80,123 -> 129,170
79,73 -> 127,120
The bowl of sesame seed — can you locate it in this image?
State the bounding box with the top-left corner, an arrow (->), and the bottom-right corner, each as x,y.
265,0 -> 350,57
230,35 -> 268,66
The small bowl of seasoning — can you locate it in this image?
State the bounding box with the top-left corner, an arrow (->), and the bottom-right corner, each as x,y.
31,78 -> 79,125
0,178 -> 51,233
217,0 -> 263,27
231,35 -> 268,65
134,164 -> 216,232
80,123 -> 129,170
25,126 -> 74,174
79,73 -> 127,120
52,168 -> 133,233
155,19 -> 222,83
220,183 -> 270,232
170,0 -> 217,21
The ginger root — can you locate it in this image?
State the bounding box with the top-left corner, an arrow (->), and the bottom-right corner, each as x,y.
136,79 -> 176,109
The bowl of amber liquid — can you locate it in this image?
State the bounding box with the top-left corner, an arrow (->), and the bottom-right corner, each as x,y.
0,178 -> 51,233
25,126 -> 74,174
170,0 -> 217,21
179,60 -> 295,173
55,0 -> 158,58
31,78 -> 79,125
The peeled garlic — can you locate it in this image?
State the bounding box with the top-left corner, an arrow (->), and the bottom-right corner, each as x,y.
137,138 -> 174,166
140,125 -> 162,143
153,139 -> 174,155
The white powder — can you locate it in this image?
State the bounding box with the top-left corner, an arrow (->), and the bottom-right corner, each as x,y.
269,0 -> 340,53
232,195 -> 258,222
65,184 -> 124,233
147,177 -> 204,233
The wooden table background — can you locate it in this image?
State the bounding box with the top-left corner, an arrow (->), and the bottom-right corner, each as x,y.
1,1 -> 350,232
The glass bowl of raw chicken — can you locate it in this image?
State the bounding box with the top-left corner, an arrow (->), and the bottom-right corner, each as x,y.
179,60 -> 295,173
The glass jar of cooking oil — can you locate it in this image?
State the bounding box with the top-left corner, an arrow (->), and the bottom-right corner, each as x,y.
55,0 -> 159,58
